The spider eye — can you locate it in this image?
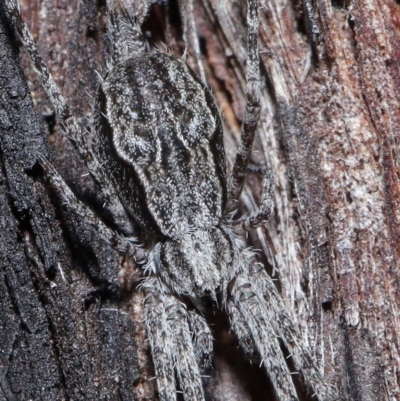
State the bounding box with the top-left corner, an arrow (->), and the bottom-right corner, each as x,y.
144,293 -> 160,305
239,290 -> 256,302
249,262 -> 263,275
167,310 -> 185,321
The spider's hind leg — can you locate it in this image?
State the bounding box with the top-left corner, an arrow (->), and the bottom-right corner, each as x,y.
4,0 -> 132,233
228,0 -> 261,209
234,169 -> 275,232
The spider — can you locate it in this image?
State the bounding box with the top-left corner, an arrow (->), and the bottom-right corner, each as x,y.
5,0 -> 338,400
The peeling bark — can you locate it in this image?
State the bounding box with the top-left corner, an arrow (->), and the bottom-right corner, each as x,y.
1,0 -> 399,400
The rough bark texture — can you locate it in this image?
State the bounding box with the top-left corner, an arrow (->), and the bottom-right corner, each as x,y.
0,0 -> 399,400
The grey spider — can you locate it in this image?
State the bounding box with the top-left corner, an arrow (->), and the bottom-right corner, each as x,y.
4,0 -> 338,400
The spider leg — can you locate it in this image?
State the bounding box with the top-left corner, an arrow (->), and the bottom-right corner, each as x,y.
166,301 -> 205,401
178,0 -> 206,83
143,278 -> 205,401
249,262 -> 339,400
235,169 -> 275,232
228,0 -> 261,209
231,274 -> 300,401
228,303 -> 257,360
188,311 -> 213,370
143,279 -> 176,401
39,157 -> 147,263
4,0 -> 131,233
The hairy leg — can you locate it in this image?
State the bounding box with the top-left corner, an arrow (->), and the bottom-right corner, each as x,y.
4,0 -> 132,232
249,261 -> 339,400
188,311 -> 213,370
228,0 -> 261,210
230,258 -> 339,400
142,278 -> 207,401
231,274 -> 300,401
178,0 -> 206,83
142,279 -> 177,401
228,303 -> 257,360
39,157 -> 147,262
234,169 -> 275,232
165,299 -> 205,401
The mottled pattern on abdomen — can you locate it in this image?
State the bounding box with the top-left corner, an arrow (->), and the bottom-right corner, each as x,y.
94,52 -> 227,238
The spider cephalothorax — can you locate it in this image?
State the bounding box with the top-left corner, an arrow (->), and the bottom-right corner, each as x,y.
5,0 -> 338,399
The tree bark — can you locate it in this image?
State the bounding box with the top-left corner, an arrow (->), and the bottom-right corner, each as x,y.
0,0 -> 398,400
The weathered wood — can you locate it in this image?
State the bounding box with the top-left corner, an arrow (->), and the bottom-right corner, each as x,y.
1,0 -> 398,400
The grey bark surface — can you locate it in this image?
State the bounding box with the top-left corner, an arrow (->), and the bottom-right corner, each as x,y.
0,0 -> 399,400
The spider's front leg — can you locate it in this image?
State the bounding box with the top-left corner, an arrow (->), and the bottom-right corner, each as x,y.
229,260 -> 339,401
249,262 -> 339,400
142,278 -> 211,401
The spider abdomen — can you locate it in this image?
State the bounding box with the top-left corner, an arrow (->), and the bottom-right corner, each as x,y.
94,52 -> 227,238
